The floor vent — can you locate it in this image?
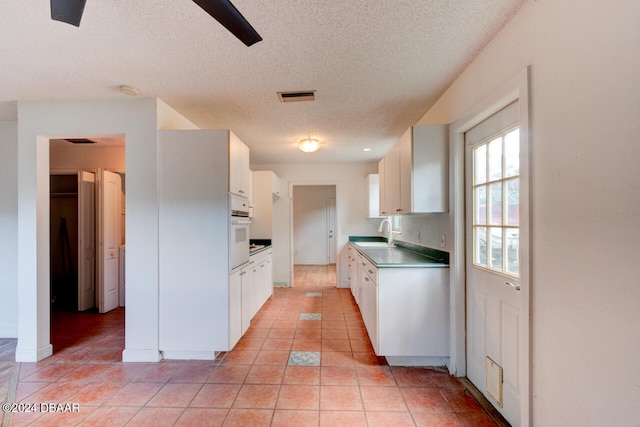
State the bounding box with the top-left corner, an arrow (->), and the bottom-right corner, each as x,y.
278,90 -> 316,102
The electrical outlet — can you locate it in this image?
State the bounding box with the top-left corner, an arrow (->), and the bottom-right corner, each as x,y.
416,231 -> 421,243
440,233 -> 446,248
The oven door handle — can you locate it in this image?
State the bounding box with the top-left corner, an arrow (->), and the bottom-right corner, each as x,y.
231,218 -> 251,225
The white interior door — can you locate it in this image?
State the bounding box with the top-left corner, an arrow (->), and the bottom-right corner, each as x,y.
327,197 -> 336,264
77,171 -> 96,311
97,169 -> 121,313
465,101 -> 524,426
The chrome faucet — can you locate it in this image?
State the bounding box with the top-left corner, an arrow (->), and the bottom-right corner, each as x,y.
378,218 -> 401,245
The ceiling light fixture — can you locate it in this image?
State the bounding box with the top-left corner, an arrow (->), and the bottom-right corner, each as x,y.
363,147 -> 372,152
298,137 -> 320,153
119,85 -> 139,96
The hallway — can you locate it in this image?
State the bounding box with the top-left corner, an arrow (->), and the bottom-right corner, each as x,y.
5,277 -> 501,426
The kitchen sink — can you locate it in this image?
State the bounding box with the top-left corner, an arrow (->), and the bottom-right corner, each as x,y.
354,241 -> 393,248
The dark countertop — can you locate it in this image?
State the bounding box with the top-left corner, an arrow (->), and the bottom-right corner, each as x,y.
250,239 -> 272,256
250,244 -> 272,256
349,236 -> 449,268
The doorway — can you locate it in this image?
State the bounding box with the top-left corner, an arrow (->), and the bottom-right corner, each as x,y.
49,137 -> 126,353
291,185 -> 337,287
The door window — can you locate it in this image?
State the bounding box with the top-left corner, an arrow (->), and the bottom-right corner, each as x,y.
472,128 -> 520,276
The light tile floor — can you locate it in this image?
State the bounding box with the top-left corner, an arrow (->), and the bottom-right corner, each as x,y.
6,283 -> 502,426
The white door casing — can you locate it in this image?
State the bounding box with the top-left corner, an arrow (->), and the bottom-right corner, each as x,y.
98,169 -> 122,313
77,171 -> 96,311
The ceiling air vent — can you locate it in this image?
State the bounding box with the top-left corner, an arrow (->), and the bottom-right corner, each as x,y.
65,138 -> 97,144
278,90 -> 316,103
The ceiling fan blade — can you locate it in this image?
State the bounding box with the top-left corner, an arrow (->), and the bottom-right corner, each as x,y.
192,0 -> 262,47
50,0 -> 87,27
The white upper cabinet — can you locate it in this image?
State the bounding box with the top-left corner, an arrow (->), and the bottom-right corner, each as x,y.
379,124 -> 449,214
378,157 -> 386,216
365,174 -> 383,218
251,170 -> 282,239
271,172 -> 282,198
229,132 -> 251,198
379,144 -> 400,215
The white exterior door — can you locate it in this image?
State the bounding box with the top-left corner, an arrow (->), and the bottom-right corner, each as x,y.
97,169 -> 121,313
465,101 -> 525,426
77,171 -> 96,311
327,197 -> 336,264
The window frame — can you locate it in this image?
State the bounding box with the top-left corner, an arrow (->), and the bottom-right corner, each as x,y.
471,126 -> 520,278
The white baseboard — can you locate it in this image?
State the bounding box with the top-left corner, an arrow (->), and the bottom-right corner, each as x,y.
385,356 -> 449,367
15,344 -> 53,362
122,348 -> 162,362
160,350 -> 216,361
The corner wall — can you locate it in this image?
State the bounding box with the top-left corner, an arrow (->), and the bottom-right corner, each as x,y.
0,122 -> 18,337
418,1 -> 640,425
15,98 -> 191,362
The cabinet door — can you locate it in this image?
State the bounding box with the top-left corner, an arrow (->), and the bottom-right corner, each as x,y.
384,144 -> 401,214
378,158 -> 387,216
254,260 -> 267,312
412,125 -> 449,213
241,267 -> 254,334
364,280 -> 378,354
229,271 -> 242,349
229,132 -> 250,197
240,141 -> 251,196
272,173 -> 282,197
348,247 -> 357,297
398,128 -> 413,214
264,256 -> 273,300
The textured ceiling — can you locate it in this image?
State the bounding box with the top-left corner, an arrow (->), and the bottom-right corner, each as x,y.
0,0 -> 527,164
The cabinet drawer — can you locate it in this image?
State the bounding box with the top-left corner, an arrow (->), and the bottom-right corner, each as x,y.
360,256 -> 378,284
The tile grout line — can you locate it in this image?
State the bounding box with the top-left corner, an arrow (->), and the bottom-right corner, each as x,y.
1,361 -> 20,427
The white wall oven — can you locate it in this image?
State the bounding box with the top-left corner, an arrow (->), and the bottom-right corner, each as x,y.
230,194 -> 250,270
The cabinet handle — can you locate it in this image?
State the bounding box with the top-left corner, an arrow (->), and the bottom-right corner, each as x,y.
361,262 -> 366,266
364,277 -> 369,282
368,269 -> 374,274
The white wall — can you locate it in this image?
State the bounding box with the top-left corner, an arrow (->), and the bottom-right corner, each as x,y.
252,163 -> 380,286
418,1 -> 640,425
156,99 -> 199,130
15,98 -> 197,362
293,185 -> 336,264
0,122 -> 18,337
395,214 -> 450,251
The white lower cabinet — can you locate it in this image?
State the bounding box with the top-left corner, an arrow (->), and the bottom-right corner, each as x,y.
350,244 -> 450,366
376,267 -> 449,364
240,263 -> 255,335
229,270 -> 242,349
348,246 -> 358,299
360,258 -> 378,354
229,249 -> 273,349
252,249 -> 273,312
